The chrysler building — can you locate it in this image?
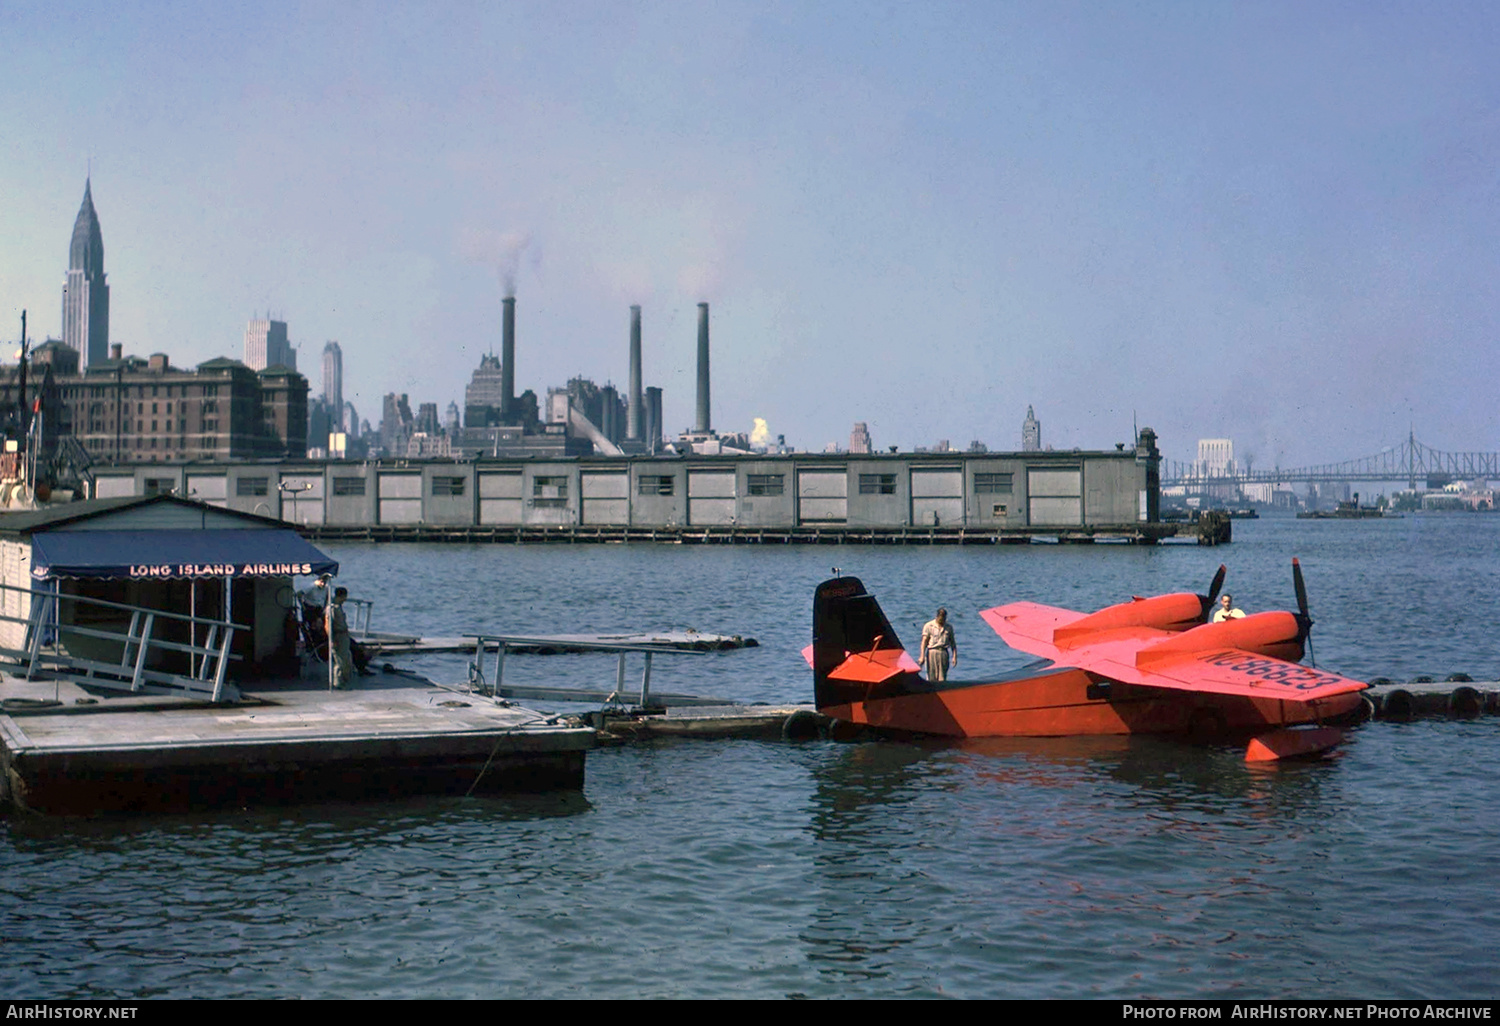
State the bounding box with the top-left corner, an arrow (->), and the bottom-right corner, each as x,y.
61,179 -> 110,367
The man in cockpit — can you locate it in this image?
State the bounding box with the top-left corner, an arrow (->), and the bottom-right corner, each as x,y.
1212,594 -> 1246,623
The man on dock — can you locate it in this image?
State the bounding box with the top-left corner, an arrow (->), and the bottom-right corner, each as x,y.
327,587 -> 355,689
921,608 -> 958,681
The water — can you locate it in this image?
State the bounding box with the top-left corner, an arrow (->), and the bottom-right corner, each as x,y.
3,513 -> 1498,999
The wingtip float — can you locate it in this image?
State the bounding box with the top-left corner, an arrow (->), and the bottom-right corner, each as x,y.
808,563 -> 1368,762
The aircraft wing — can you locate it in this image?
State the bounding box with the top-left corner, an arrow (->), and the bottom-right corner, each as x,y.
1059,642 -> 1368,704
979,602 -> 1089,660
800,643 -> 922,682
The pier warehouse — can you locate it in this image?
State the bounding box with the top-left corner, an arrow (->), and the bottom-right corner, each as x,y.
84,430 -> 1163,541
0,496 -> 337,683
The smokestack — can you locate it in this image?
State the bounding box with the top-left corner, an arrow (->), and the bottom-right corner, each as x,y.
646,386 -> 663,454
501,295 -> 516,420
627,305 -> 643,442
695,302 -> 710,434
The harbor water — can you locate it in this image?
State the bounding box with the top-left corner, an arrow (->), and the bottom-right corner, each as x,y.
3,512 -> 1498,999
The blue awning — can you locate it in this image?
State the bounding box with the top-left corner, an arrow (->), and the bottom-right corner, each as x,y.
29,529 -> 339,581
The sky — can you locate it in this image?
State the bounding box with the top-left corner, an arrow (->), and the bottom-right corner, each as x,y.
2,0 -> 1498,467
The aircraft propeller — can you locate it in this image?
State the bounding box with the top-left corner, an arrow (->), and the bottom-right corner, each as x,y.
1292,558 -> 1316,665
1207,564 -> 1226,606
1199,564 -> 1228,621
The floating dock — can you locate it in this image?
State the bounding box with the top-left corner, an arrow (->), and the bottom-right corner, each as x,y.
0,670 -> 594,815
362,630 -> 758,656
1364,678 -> 1500,718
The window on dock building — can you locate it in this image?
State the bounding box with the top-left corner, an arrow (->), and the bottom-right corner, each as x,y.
236,477 -> 269,497
859,474 -> 896,494
533,476 -> 568,507
747,474 -> 784,496
431,476 -> 466,497
638,475 -> 675,496
332,477 -> 366,496
975,473 -> 1014,494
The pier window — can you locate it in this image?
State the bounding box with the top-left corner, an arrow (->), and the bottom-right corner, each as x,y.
236,477 -> 269,497
975,473 -> 1013,494
859,474 -> 896,495
332,477 -> 366,496
638,475 -> 675,496
532,476 -> 569,507
432,476 -> 466,497
747,474 -> 784,496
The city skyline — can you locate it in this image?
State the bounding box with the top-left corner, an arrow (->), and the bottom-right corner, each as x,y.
4,3 -> 1500,466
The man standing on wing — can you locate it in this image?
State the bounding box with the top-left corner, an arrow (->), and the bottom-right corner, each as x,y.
920,607 -> 958,682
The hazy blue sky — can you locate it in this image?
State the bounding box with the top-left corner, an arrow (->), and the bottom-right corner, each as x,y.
3,1 -> 1497,466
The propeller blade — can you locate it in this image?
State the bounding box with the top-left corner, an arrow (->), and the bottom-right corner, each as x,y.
1292,557 -> 1316,666
1292,558 -> 1310,620
1207,565 -> 1226,606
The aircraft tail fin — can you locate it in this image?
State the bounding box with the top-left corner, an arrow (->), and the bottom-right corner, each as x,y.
812,576 -> 920,711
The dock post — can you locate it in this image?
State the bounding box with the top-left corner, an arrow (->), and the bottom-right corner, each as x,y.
616,652 -> 626,702
640,651 -> 653,707
492,640 -> 507,706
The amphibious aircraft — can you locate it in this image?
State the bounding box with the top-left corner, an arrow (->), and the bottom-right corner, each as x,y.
807,562 -> 1369,761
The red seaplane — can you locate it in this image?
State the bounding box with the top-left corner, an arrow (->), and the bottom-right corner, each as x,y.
807,562 -> 1369,761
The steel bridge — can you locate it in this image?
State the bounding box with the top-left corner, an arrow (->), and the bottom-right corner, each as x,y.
1162,433 -> 1500,488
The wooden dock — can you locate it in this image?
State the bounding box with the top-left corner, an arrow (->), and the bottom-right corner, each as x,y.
0,671 -> 594,815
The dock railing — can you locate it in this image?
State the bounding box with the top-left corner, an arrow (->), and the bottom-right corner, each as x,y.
345,597 -> 375,637
0,581 -> 249,702
463,635 -> 707,710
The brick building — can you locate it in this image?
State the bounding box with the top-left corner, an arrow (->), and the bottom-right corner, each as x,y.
6,344 -> 308,463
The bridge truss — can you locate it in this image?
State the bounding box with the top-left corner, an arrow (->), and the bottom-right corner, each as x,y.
1162,433 -> 1500,488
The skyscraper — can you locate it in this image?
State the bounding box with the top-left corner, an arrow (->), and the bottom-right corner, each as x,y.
321,341 -> 343,429
244,318 -> 296,371
61,179 -> 110,368
1022,406 -> 1042,451
850,422 -> 872,453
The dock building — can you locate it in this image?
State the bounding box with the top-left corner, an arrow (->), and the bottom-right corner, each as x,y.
87,428 -> 1163,537
0,494 -> 335,681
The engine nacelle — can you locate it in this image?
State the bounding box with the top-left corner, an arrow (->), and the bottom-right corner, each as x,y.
1135,611 -> 1306,667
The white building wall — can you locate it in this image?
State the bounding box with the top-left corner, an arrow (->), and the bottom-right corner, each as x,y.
0,539 -> 34,654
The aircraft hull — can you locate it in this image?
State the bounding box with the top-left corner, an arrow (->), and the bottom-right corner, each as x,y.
820,666 -> 1366,739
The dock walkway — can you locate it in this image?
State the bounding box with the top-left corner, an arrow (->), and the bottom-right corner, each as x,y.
0,670 -> 593,815
362,630 -> 757,656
